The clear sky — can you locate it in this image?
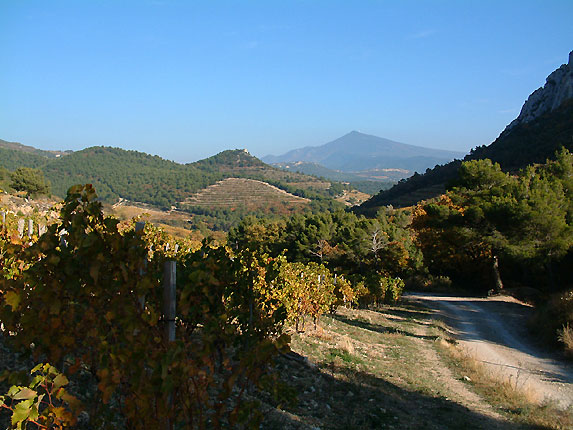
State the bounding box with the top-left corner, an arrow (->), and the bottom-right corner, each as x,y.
1,1 -> 572,163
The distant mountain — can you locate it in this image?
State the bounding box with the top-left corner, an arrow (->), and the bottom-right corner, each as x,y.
272,161 -> 366,182
262,131 -> 464,174
270,161 -> 395,195
359,51 -> 573,213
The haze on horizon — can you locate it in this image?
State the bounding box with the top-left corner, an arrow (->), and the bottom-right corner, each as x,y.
1,0 -> 572,164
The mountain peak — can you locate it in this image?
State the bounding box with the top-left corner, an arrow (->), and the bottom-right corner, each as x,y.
194,149 -> 265,169
504,51 -> 573,133
262,132 -> 463,173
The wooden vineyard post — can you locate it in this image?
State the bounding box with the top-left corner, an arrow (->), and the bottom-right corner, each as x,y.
1,211 -> 5,230
28,219 -> 33,239
135,222 -> 146,309
162,260 -> 176,430
163,260 -> 176,343
17,219 -> 24,238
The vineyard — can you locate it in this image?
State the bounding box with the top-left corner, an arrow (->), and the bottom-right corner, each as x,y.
183,178 -> 310,212
0,185 -> 402,429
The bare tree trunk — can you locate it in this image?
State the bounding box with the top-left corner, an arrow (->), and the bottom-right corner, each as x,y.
492,255 -> 504,292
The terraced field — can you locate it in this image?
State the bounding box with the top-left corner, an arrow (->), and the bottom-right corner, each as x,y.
336,189 -> 371,206
182,177 -> 310,212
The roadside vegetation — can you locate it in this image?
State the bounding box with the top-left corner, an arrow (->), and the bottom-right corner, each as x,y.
260,301 -> 571,429
431,320 -> 572,429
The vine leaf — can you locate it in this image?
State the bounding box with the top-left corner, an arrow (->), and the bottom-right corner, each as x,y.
4,291 -> 21,311
12,387 -> 36,401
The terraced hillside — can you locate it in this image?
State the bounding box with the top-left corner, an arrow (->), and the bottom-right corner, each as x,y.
182,177 -> 309,214
194,149 -> 333,193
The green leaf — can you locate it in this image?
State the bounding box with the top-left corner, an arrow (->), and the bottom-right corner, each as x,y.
7,385 -> 20,397
53,373 -> 68,391
11,399 -> 33,424
13,387 -> 36,400
28,406 -> 39,423
30,364 -> 44,374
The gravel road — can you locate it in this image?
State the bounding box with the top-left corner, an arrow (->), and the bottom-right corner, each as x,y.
405,293 -> 573,409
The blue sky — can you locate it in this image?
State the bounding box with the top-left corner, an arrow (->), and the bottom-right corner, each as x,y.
1,1 -> 572,163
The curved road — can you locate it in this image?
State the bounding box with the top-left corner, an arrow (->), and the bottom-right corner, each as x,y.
405,293 -> 573,409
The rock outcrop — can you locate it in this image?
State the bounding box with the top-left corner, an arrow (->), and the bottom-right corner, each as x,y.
504,51 -> 573,133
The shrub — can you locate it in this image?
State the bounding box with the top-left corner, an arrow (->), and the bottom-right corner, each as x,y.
558,323 -> 573,358
351,275 -> 405,307
530,289 -> 573,356
381,277 -> 405,304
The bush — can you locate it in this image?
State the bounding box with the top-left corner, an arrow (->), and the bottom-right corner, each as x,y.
381,277 -> 405,304
352,275 -> 405,307
530,289 -> 573,356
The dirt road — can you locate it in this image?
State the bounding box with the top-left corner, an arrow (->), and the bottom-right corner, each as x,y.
405,293 -> 573,409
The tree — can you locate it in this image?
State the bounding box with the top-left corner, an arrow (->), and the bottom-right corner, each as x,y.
415,153 -> 573,293
10,167 -> 50,196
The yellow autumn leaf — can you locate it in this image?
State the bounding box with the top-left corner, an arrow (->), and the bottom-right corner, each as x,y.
4,291 -> 21,311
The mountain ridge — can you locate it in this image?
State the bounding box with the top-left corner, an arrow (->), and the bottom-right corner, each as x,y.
262,131 -> 465,173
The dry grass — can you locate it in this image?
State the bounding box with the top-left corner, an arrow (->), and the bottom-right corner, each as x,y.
558,323 -> 573,359
336,335 -> 355,356
259,305 -> 529,429
433,322 -> 573,430
335,189 -> 371,206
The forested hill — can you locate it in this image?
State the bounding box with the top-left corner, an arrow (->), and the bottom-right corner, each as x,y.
0,146 -> 48,170
359,93 -> 573,214
42,146 -> 219,206
0,138 -> 71,159
193,148 -> 266,170
1,144 -> 344,210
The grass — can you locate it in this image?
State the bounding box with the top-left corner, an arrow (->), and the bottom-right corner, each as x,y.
558,324 -> 573,358
429,318 -> 573,430
258,305 -> 539,429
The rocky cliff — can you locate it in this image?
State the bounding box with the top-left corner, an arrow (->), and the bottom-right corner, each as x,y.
504,51 -> 573,133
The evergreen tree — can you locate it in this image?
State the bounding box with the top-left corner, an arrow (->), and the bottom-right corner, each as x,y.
10,167 -> 51,196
